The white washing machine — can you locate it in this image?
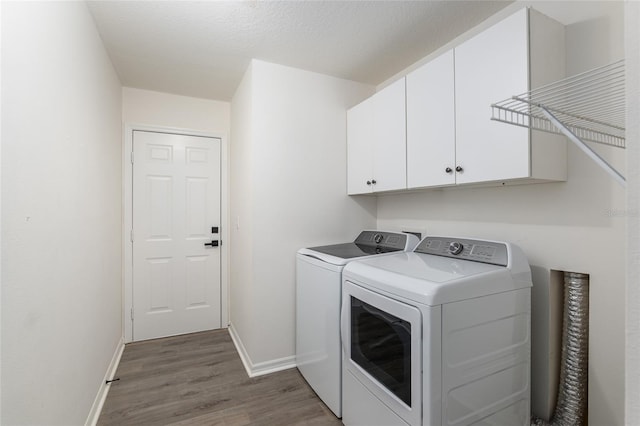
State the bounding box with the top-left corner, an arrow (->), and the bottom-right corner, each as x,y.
296,230 -> 419,418
341,236 -> 533,426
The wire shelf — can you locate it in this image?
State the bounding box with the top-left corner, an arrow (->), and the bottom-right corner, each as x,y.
491,59 -> 626,187
491,59 -> 625,148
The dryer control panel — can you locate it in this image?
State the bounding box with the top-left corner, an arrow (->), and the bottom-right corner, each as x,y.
415,237 -> 508,266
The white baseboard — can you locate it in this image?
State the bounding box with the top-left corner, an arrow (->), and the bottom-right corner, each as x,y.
85,337 -> 125,426
228,323 -> 296,378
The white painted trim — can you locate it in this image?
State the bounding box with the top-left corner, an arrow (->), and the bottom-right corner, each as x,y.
220,125 -> 230,328
250,355 -> 297,378
122,123 -> 230,342
227,323 -> 253,377
0,2 -> 3,420
123,124 -> 133,343
85,338 -> 125,426
228,324 -> 296,378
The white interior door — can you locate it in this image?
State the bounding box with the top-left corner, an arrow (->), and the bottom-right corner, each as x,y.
132,130 -> 221,341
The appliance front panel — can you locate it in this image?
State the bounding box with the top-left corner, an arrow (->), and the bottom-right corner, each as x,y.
342,280 -> 423,426
295,254 -> 343,416
442,288 -> 531,426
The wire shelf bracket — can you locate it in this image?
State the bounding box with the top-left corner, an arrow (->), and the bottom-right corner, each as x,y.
491,59 -> 626,187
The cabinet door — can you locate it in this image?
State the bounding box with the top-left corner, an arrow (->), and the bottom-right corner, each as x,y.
454,8 -> 530,184
347,96 -> 374,195
406,50 -> 456,188
371,78 -> 407,192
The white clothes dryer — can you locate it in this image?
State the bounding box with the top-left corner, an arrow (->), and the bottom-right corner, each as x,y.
341,236 -> 533,426
296,231 -> 419,418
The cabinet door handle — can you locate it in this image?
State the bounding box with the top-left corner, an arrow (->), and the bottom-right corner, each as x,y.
366,180 -> 372,185
455,166 -> 463,172
445,167 -> 452,173
371,179 -> 377,185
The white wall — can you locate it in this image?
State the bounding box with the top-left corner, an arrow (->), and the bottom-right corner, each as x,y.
122,87 -> 230,135
375,2 -> 625,425
1,2 -> 122,425
230,60 -> 376,373
626,1 -> 640,424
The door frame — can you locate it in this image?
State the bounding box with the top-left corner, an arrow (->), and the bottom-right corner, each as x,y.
123,123 -> 229,343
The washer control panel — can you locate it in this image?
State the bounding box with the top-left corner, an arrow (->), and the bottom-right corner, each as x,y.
415,237 -> 508,266
448,241 -> 464,255
355,231 -> 410,251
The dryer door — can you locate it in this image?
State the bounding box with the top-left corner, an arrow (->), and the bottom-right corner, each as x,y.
342,280 -> 422,426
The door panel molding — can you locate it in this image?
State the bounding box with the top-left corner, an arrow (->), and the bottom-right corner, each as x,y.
123,123 -> 229,343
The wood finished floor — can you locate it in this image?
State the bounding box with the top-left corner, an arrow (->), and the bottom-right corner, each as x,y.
98,329 -> 342,426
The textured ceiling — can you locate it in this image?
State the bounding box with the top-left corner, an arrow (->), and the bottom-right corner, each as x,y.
87,1 -> 512,101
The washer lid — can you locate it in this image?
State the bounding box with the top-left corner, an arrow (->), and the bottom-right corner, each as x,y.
299,231 -> 419,265
306,242 -> 399,258
343,252 -> 528,306
298,243 -> 399,266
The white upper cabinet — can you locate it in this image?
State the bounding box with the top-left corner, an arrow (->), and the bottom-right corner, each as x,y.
406,50 -> 456,188
454,8 -> 566,185
347,78 -> 407,195
349,7 -> 566,194
347,94 -> 375,195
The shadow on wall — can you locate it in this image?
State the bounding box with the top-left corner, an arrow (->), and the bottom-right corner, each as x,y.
376,136 -> 625,229
566,16 -> 617,74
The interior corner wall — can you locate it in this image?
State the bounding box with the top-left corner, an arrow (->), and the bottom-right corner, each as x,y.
230,62 -> 256,354
229,59 -> 376,371
1,2 -> 122,424
626,1 -> 640,424
375,2 -> 626,425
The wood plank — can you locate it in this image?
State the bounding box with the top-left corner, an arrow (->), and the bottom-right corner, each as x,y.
98,330 -> 342,425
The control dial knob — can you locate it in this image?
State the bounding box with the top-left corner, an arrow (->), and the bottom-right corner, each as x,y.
374,233 -> 384,244
448,241 -> 464,255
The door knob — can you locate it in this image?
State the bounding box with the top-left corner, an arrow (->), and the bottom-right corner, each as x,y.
204,240 -> 219,247
445,167 -> 452,173
455,166 -> 463,172
366,180 -> 372,185
371,179 -> 377,185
